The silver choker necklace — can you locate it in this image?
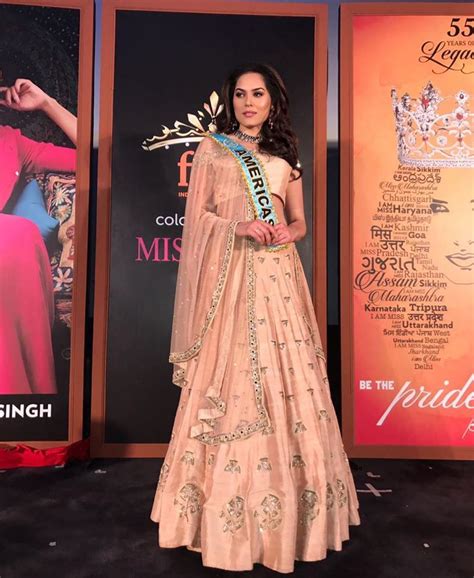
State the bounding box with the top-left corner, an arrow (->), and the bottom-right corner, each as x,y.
233,129 -> 262,144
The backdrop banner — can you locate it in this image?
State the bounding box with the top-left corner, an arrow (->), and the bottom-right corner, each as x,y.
0,0 -> 93,447
92,1 -> 328,457
341,3 -> 474,459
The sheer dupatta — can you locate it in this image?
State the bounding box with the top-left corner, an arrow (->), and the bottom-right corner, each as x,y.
169,136 -> 272,445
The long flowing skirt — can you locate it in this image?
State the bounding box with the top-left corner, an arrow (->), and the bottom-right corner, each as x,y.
151,242 -> 360,573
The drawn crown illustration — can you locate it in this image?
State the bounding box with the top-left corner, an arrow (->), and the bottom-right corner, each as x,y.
391,82 -> 473,168
142,91 -> 223,151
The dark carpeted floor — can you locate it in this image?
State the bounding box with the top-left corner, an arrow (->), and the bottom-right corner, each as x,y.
0,458 -> 472,578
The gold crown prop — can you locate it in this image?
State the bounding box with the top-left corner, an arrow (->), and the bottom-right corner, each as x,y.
142,91 -> 223,151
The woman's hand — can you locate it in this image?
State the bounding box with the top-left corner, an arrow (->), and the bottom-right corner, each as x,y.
272,223 -> 295,245
0,78 -> 77,145
235,220 -> 275,245
0,79 -> 49,112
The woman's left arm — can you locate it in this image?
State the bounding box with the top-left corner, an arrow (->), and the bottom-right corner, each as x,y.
1,79 -> 76,144
273,173 -> 307,245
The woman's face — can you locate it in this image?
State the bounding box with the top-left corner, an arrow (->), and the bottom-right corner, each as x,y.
429,170 -> 474,285
232,72 -> 272,133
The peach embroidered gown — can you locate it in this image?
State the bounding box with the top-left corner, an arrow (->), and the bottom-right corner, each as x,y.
150,135 -> 360,573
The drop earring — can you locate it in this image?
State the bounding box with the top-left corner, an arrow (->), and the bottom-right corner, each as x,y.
268,107 -> 275,130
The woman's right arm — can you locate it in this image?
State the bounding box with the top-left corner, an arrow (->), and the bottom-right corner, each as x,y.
1,79 -> 77,174
1,79 -> 77,144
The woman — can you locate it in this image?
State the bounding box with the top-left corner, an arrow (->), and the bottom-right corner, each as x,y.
0,78 -> 76,394
151,64 -> 360,573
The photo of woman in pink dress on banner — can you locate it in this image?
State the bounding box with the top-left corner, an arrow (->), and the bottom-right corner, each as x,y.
0,78 -> 76,394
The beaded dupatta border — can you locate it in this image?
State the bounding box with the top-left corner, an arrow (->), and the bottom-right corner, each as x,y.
189,199 -> 272,445
169,219 -> 239,370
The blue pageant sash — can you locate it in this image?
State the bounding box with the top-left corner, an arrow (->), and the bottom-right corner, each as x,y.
208,132 -> 286,251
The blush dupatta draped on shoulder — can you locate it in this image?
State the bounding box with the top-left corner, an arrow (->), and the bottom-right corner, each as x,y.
169,135 -> 275,444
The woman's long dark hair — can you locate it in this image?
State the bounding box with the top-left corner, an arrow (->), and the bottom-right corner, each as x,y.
216,63 -> 302,179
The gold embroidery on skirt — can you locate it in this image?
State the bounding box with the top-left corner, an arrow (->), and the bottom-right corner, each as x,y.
157,462 -> 169,490
220,496 -> 245,534
224,459 -> 241,473
291,455 -> 306,468
257,457 -> 272,471
292,248 -> 328,364
174,483 -> 203,521
254,494 -> 283,531
294,421 -> 307,433
180,451 -> 195,466
336,479 -> 348,507
319,409 -> 331,422
298,489 -> 320,527
314,345 -> 326,360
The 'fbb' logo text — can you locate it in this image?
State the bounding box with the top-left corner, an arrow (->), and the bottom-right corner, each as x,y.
177,150 -> 194,196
